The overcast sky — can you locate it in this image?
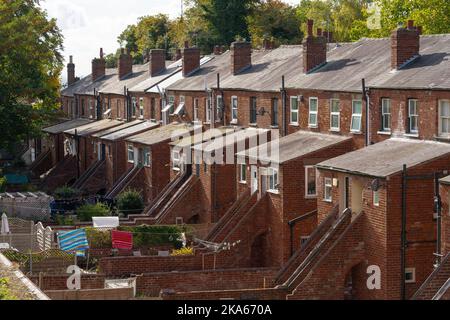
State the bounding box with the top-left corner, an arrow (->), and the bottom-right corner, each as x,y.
42,0 -> 299,82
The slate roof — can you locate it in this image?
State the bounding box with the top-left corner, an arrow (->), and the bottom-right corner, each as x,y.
101,121 -> 159,141
317,138 -> 450,178
42,119 -> 93,134
125,123 -> 198,146
61,68 -> 117,97
237,131 -> 352,164
170,127 -> 237,148
64,119 -> 123,137
90,120 -> 145,138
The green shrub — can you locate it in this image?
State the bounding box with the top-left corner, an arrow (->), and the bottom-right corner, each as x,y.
77,203 -> 111,222
0,176 -> 7,193
85,228 -> 112,248
53,186 -> 80,200
119,225 -> 184,249
116,189 -> 144,217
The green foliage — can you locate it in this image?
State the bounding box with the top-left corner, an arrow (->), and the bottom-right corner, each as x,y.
55,214 -> 74,226
247,0 -> 303,47
0,0 -> 64,152
85,228 -> 112,248
119,225 -> 184,249
0,278 -> 17,300
53,186 -> 80,200
0,176 -> 7,193
171,247 -> 194,256
77,203 -> 111,222
116,189 -> 144,217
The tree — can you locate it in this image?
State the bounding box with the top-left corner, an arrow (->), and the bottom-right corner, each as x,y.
116,189 -> 144,217
0,0 -> 64,152
247,0 -> 303,47
200,0 -> 259,46
135,14 -> 172,54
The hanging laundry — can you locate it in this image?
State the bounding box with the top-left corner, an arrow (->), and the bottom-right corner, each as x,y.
58,229 -> 89,253
111,230 -> 133,250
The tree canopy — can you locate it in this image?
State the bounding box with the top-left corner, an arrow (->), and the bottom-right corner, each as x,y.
0,0 -> 64,152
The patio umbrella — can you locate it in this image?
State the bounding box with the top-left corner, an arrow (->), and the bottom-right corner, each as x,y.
1,213 -> 10,235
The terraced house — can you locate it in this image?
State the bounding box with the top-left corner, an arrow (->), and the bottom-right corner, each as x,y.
30,19 -> 450,300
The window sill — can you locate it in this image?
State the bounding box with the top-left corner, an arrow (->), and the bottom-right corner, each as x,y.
308,125 -> 318,129
239,181 -> 247,185
290,123 -> 299,127
305,195 -> 318,200
350,131 -> 363,135
173,168 -> 181,172
377,131 -> 391,136
330,128 -> 340,133
267,189 -> 280,195
404,133 -> 419,138
270,125 -> 279,129
323,199 -> 333,203
230,120 -> 238,125
249,123 -> 258,127
435,135 -> 450,142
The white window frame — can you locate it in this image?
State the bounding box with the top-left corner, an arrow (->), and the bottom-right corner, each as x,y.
193,98 -> 199,121
408,99 -> 419,134
231,96 -> 238,123
267,167 -> 279,193
206,98 -> 211,123
168,95 -> 175,115
143,148 -> 151,167
132,97 -> 137,117
216,95 -> 223,122
172,149 -> 181,171
272,98 -> 279,127
305,166 -> 317,198
290,96 -> 299,125
381,98 -> 391,132
330,99 -> 340,131
373,190 -> 380,207
250,97 -> 257,125
351,100 -> 363,133
308,97 -> 318,128
139,97 -> 144,119
439,100 -> 450,138
127,144 -> 135,163
324,177 -> 333,202
405,268 -> 416,284
239,164 -> 247,183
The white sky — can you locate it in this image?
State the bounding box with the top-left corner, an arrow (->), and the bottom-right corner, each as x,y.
41,0 -> 300,82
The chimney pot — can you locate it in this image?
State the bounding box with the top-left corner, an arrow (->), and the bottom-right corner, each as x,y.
302,21 -> 327,73
407,20 -> 414,29
67,55 -> 76,86
100,48 -> 104,58
92,48 -> 106,82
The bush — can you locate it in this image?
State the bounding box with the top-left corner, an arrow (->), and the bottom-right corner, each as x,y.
77,203 -> 111,222
116,189 -> 144,217
0,176 -> 7,193
53,186 -> 80,200
119,225 -> 184,249
85,228 -> 112,248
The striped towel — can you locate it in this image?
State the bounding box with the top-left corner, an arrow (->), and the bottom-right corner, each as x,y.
58,229 -> 89,253
112,230 -> 133,250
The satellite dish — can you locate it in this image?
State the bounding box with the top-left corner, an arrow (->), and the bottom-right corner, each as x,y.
371,179 -> 380,192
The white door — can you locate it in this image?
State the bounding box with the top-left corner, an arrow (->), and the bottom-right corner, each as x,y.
251,166 -> 258,194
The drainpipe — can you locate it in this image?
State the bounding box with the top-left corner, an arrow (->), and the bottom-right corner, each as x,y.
401,164 -> 407,300
75,129 -> 80,179
281,76 -> 287,137
362,78 -> 370,146
217,73 -> 225,127
434,172 -> 442,267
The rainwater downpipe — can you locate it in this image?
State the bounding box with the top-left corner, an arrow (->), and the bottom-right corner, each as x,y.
281,76 -> 287,137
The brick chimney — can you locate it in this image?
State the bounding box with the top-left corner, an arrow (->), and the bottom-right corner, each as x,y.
67,56 -> 76,86
231,41 -> 252,75
92,48 -> 106,82
182,45 -> 200,77
302,20 -> 327,74
149,49 -> 166,77
118,48 -> 133,79
391,20 -> 420,70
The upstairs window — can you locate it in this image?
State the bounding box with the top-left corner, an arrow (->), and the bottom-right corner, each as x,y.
268,167 -> 279,192
408,99 -> 419,134
231,96 -> 238,122
330,99 -> 340,131
324,178 -> 333,202
143,148 -> 151,167
373,190 -> 380,207
272,98 -> 279,127
172,150 -> 181,170
351,100 -> 363,132
150,97 -> 156,120
250,97 -> 257,124
308,97 -> 318,127
193,98 -> 199,121
206,98 -> 211,122
127,144 -> 134,163
168,96 -> 175,114
216,96 -> 223,121
290,97 -> 299,124
117,100 -> 121,119
439,100 -> 450,137
305,166 -> 317,198
131,97 -> 137,117
381,98 -> 391,132
240,164 -> 247,183
139,97 -> 145,118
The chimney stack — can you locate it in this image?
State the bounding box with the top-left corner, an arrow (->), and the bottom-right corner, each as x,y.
182,45 -> 201,77
149,49 -> 166,77
302,20 -> 327,74
231,41 -> 252,75
118,48 -> 133,79
391,20 -> 420,70
67,55 -> 76,86
92,48 -> 106,82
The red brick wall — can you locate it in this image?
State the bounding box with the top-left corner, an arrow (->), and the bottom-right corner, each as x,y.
440,183 -> 450,256
30,274 -> 106,291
